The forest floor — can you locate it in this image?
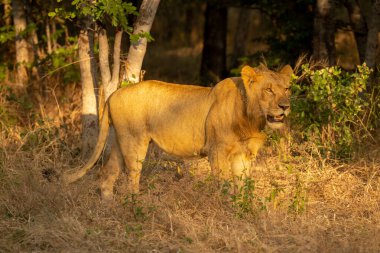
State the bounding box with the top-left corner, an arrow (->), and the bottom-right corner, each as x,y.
1,42 -> 380,252
0,120 -> 379,253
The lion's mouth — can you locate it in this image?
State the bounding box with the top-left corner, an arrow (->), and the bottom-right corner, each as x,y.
267,114 -> 285,123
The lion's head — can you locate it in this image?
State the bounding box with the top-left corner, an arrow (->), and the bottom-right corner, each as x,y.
241,64 -> 293,129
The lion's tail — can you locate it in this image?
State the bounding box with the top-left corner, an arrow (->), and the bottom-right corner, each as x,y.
63,102 -> 111,184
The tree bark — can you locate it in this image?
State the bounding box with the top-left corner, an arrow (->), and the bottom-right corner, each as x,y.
98,28 -> 112,91
51,21 -> 58,51
343,0 -> 368,63
3,0 -> 11,26
365,0 -> 380,69
313,0 -> 336,65
231,8 -> 252,68
109,30 -> 122,99
200,2 -> 227,85
98,28 -> 122,116
46,21 -> 52,55
124,0 -> 160,84
12,0 -> 29,91
78,19 -> 99,159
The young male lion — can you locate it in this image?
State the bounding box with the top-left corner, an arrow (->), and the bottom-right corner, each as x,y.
64,65 -> 293,200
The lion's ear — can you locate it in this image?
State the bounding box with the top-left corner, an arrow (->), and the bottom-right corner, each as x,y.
241,65 -> 257,86
280,65 -> 293,77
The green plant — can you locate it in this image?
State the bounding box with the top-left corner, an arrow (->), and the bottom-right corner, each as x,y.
265,181 -> 284,209
43,45 -> 81,85
124,194 -> 146,221
291,63 -> 372,158
0,25 -> 15,44
49,0 -> 144,42
288,174 -> 307,214
225,176 -> 266,218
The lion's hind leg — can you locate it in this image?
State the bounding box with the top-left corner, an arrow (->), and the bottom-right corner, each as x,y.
116,134 -> 150,194
98,141 -> 124,201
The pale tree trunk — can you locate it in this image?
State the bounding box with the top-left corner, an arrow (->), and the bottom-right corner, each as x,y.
12,0 -> 29,92
98,28 -> 123,161
51,21 -> 58,51
124,0 -> 160,83
79,19 -> 99,159
46,20 -> 52,55
99,28 -> 122,100
109,31 -> 122,97
98,28 -> 112,92
365,0 -> 380,69
313,0 -> 336,65
343,0 -> 368,63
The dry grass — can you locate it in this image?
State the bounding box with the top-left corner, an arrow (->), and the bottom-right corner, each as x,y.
1,114 -> 380,252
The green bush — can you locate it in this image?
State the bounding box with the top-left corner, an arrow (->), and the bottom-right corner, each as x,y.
291,63 -> 375,158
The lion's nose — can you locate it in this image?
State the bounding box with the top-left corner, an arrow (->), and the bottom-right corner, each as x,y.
279,104 -> 290,111
278,99 -> 290,111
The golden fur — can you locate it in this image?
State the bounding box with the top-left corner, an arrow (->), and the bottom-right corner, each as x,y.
63,65 -> 293,199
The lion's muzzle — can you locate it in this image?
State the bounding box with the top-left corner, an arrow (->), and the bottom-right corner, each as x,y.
266,98 -> 290,128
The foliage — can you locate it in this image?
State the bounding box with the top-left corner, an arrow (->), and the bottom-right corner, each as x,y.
222,176 -> 266,218
124,194 -> 156,221
0,25 -> 15,44
42,44 -> 81,85
291,63 -> 374,158
49,0 -> 140,39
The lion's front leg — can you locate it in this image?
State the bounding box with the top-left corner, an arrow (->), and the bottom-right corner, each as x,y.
209,140 -> 260,191
208,146 -> 231,180
230,152 -> 252,189
229,137 -> 265,189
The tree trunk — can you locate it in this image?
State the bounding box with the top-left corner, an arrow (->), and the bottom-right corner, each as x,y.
78,19 -> 99,159
46,21 -> 52,55
98,28 -> 122,118
231,8 -> 252,68
51,21 -> 58,51
109,30 -> 122,99
98,28 -> 112,91
365,0 -> 380,69
124,0 -> 161,83
343,0 -> 368,63
200,2 -> 227,85
313,0 -> 336,65
12,0 -> 29,92
3,0 -> 11,26
98,27 -> 111,118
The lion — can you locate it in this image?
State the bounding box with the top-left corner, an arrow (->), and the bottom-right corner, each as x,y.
63,64 -> 293,200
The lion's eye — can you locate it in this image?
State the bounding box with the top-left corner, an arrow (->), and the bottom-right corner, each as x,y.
265,88 -> 274,94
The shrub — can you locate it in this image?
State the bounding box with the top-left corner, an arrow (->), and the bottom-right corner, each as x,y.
291,63 -> 375,158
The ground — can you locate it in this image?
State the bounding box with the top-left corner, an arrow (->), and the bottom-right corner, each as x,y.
0,121 -> 379,252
